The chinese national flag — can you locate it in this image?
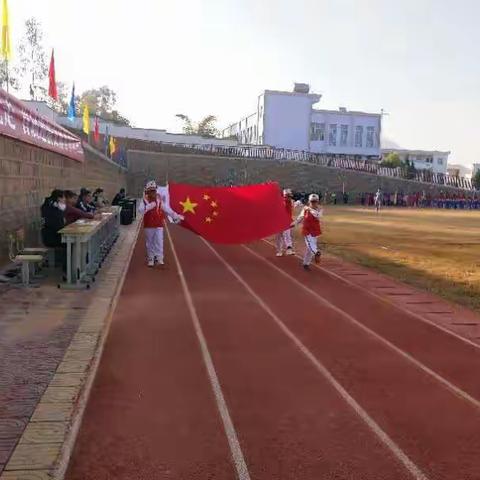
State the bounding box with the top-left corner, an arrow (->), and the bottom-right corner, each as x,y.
169,182 -> 291,244
48,49 -> 58,101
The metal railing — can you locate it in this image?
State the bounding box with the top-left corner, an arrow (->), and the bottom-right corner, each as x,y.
132,141 -> 474,191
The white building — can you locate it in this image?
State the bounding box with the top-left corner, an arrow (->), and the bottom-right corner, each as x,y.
472,163 -> 480,177
222,84 -> 382,158
382,148 -> 450,175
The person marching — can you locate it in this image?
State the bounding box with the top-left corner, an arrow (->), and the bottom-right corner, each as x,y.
295,193 -> 323,270
138,181 -> 184,267
374,188 -> 383,213
276,188 -> 296,257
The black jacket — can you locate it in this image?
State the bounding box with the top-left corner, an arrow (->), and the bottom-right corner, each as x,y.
41,198 -> 65,247
112,192 -> 125,206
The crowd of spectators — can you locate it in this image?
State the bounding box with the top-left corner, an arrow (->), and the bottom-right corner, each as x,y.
359,191 -> 480,209
39,187 -> 125,270
292,189 -> 480,210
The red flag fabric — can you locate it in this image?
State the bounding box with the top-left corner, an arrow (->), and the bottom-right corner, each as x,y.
169,182 -> 291,244
48,49 -> 57,101
94,116 -> 99,143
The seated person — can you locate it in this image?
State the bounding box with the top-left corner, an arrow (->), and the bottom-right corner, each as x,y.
65,190 -> 95,225
41,189 -> 66,248
112,188 -> 126,206
77,189 -> 96,213
93,188 -> 108,208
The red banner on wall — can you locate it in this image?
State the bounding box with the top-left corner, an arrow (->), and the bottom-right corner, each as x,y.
0,88 -> 84,162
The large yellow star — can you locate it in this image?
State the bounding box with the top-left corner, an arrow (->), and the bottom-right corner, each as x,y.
179,197 -> 198,214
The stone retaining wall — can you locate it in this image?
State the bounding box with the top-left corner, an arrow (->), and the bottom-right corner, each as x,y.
127,150 -> 463,198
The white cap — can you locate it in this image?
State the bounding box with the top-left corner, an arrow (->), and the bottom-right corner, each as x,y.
145,180 -> 157,191
283,188 -> 292,196
309,193 -> 319,202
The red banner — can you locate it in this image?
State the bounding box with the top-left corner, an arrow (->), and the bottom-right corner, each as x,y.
0,88 -> 84,162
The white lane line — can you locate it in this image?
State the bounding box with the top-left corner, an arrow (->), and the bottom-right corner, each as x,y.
166,228 -> 251,480
245,244 -> 480,411
263,238 -> 480,351
202,239 -> 428,480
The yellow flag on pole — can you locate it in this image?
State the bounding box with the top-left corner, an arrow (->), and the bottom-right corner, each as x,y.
109,136 -> 116,155
1,0 -> 11,60
82,104 -> 90,135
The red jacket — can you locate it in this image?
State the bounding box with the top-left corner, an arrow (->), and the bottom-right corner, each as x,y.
284,197 -> 293,220
143,199 -> 165,228
65,205 -> 94,225
302,208 -> 321,237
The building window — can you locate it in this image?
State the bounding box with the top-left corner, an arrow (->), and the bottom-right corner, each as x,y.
310,122 -> 325,141
355,126 -> 364,147
437,158 -> 444,165
366,126 -> 375,148
340,125 -> 348,146
329,124 -> 337,146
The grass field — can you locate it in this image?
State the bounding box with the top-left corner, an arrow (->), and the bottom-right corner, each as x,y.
316,206 -> 480,312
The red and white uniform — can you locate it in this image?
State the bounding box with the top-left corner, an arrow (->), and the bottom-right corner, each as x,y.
276,195 -> 295,254
139,194 -> 181,264
296,206 -> 323,266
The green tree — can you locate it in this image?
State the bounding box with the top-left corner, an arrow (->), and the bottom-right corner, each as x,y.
381,152 -> 402,168
472,170 -> 480,190
176,114 -> 219,138
0,59 -> 21,91
18,18 -> 48,100
404,159 -> 417,180
79,86 -> 130,126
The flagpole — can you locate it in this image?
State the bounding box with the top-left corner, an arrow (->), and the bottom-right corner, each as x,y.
5,58 -> 8,92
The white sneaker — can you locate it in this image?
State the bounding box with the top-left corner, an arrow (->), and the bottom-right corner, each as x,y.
286,248 -> 295,256
158,259 -> 165,266
147,259 -> 155,267
276,252 -> 284,257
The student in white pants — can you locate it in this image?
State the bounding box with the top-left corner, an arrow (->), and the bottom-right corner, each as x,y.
276,228 -> 294,256
139,181 -> 183,267
276,188 -> 296,257
295,194 -> 323,270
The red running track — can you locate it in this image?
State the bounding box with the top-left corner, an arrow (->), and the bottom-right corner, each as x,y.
66,226 -> 480,480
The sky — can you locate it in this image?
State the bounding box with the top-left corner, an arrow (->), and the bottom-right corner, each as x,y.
7,0 -> 480,167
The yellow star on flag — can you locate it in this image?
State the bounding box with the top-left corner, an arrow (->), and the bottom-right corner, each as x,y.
205,217 -> 212,223
211,200 -> 218,208
180,197 -> 198,214
203,194 -> 210,201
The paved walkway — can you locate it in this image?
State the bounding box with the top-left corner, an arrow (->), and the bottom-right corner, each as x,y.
0,218 -> 140,479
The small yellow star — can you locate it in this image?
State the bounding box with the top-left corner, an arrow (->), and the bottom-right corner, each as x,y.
212,211 -> 219,217
205,217 -> 212,223
211,200 -> 218,208
179,197 -> 198,214
203,194 -> 210,201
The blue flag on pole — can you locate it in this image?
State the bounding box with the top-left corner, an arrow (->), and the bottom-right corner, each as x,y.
67,83 -> 76,122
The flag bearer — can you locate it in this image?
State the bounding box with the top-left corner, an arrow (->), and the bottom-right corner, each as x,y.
139,181 -> 183,267
295,193 -> 323,270
276,188 -> 296,256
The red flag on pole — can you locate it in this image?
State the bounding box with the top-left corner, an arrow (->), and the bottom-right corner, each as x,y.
169,182 -> 291,244
48,49 -> 58,101
94,116 -> 99,143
